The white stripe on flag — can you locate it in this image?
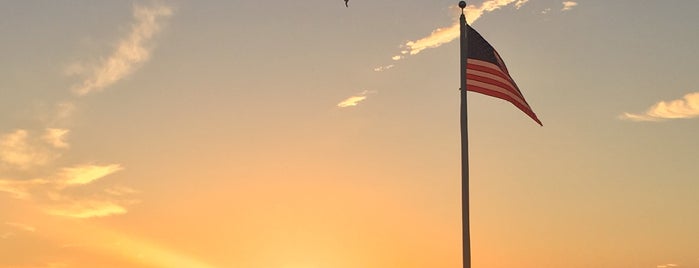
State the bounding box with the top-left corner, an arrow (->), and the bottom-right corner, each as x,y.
466,79 -> 531,109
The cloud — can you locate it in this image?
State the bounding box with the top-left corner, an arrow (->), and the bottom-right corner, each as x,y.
465,0 -> 530,24
46,200 -> 128,219
390,0 -> 528,61
0,5 -> 168,222
541,8 -> 552,14
0,129 -> 66,170
104,186 -> 139,196
338,96 -> 367,108
42,128 -> 70,149
0,179 -> 50,200
373,64 -> 395,72
562,1 -> 578,11
394,23 -> 458,60
0,164 -> 132,219
657,264 -> 679,268
0,131 -> 133,219
59,164 -> 123,187
620,92 -> 699,122
515,0 -> 529,9
0,176 -> 135,219
5,222 -> 37,232
338,90 -> 374,108
70,4 -> 173,95
51,102 -> 76,126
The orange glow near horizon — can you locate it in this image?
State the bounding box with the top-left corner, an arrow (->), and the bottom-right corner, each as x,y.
3,1 -> 699,267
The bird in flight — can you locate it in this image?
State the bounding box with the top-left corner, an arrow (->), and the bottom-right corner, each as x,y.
344,0 -> 349,7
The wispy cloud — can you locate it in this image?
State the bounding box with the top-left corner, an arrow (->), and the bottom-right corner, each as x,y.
464,0 -> 530,24
657,264 -> 679,268
0,179 -> 50,200
0,163 -> 132,218
373,64 -> 395,72
620,92 -> 699,122
64,224 -> 217,268
0,129 -> 64,170
0,4 -> 174,222
46,200 -> 128,219
338,90 -> 374,108
70,4 -> 173,95
514,0 -> 529,9
42,128 -> 70,149
0,232 -> 12,239
389,0 -> 529,62
0,180 -> 136,219
50,102 -> 76,126
104,186 -> 139,196
338,96 -> 368,108
59,164 -> 123,187
562,1 -> 578,11
5,222 -> 37,232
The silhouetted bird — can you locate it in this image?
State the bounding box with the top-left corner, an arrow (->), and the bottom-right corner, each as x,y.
344,0 -> 349,7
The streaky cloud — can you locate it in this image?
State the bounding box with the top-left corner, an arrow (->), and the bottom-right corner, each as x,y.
58,223 -> 217,268
389,0 -> 528,62
0,5 -> 157,222
0,163 -> 134,219
5,222 -> 37,232
0,129 -> 61,170
46,200 -> 128,219
59,164 -> 123,187
338,96 -> 367,108
373,64 -> 395,72
337,90 -> 373,108
42,128 -> 70,149
71,4 -> 173,95
104,185 -> 139,196
515,0 -> 529,9
620,92 -> 699,122
0,178 -> 50,200
562,1 -> 579,11
51,102 -> 77,126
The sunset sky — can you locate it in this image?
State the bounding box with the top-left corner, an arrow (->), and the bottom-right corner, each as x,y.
1,1 -> 698,267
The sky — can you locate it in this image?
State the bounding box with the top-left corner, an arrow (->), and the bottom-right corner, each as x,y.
1,0 -> 698,267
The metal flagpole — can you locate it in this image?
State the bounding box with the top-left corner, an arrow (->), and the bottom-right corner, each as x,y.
458,1 -> 471,268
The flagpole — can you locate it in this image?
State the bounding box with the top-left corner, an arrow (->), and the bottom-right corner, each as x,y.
458,1 -> 471,268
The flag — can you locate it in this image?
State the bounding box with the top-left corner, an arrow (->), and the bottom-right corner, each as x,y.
466,25 -> 542,126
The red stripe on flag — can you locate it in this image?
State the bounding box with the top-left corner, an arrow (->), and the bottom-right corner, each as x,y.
467,84 -> 542,126
466,79 -> 530,111
467,60 -> 527,99
467,60 -> 511,80
465,59 -> 541,125
467,63 -> 505,78
467,73 -> 524,102
467,69 -> 519,94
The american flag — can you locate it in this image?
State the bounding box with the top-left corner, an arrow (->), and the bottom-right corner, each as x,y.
466,25 -> 542,126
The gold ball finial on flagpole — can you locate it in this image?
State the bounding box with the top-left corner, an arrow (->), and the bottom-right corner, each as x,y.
458,1 -> 467,9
